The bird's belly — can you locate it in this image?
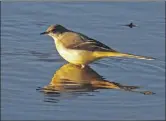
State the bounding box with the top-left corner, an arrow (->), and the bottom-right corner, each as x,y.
57,46 -> 94,65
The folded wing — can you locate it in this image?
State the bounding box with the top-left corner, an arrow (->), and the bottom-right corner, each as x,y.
69,39 -> 117,52
63,31 -> 117,52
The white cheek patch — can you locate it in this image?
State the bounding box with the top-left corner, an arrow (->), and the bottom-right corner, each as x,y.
52,37 -> 58,44
51,34 -> 61,43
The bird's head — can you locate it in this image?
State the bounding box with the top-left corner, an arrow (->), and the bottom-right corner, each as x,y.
40,24 -> 68,37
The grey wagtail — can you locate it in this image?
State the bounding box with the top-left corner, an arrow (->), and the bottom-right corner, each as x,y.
40,24 -> 155,68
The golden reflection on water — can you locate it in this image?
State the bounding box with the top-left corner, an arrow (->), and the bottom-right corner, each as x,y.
38,63 -> 154,97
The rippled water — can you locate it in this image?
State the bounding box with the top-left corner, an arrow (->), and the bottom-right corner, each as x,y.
1,1 -> 165,120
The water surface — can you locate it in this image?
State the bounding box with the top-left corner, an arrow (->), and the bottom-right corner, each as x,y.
1,2 -> 165,120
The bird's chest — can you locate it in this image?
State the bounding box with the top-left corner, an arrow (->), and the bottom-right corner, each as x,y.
54,39 -> 94,65
55,40 -> 80,62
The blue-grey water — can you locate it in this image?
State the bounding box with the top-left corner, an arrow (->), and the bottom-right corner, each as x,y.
1,2 -> 165,120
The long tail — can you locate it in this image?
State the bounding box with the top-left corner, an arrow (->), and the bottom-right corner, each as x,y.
93,51 -> 155,60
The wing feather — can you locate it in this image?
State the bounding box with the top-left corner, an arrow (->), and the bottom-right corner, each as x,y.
69,39 -> 117,52
64,31 -> 117,52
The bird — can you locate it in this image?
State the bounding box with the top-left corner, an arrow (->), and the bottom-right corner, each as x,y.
40,24 -> 155,68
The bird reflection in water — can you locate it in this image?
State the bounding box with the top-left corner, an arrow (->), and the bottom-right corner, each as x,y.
37,63 -> 155,103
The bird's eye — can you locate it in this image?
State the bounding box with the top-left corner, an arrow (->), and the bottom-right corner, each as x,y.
52,29 -> 57,32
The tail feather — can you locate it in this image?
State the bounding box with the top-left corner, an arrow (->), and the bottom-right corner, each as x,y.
94,51 -> 155,60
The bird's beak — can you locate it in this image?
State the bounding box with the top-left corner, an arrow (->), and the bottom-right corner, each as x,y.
40,31 -> 49,35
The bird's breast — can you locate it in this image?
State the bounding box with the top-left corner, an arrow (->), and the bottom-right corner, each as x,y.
54,40 -> 95,65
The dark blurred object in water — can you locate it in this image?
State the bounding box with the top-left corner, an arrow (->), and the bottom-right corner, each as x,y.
123,22 -> 137,28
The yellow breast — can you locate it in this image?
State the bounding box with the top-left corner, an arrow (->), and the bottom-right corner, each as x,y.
55,40 -> 95,65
